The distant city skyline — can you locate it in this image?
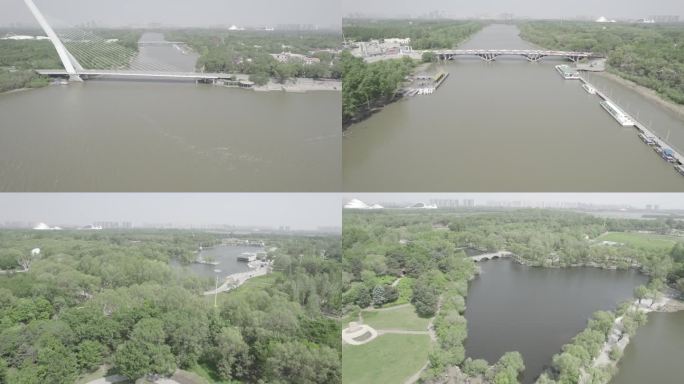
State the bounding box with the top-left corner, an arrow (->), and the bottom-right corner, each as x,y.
342,0 -> 683,20
0,193 -> 342,230
0,0 -> 341,29
344,193 -> 684,210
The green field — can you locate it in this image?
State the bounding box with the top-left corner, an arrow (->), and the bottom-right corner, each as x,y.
342,333 -> 431,384
597,232 -> 679,252
362,305 -> 430,331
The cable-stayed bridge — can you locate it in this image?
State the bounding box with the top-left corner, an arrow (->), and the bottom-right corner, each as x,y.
24,0 -> 234,82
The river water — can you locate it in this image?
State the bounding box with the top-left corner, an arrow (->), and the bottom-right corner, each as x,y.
0,33 -> 341,192
343,24 -> 684,191
464,259 -> 647,383
610,310 -> 684,384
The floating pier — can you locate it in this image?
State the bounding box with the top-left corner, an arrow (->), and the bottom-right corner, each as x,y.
576,75 -> 684,176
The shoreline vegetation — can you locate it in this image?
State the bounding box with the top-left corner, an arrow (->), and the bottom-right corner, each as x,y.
518,21 -> 684,106
341,20 -> 484,128
594,71 -> 684,120
1,28 -> 342,94
0,230 -> 341,384
342,209 -> 684,384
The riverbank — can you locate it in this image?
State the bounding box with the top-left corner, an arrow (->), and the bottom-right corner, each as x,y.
343,61 -> 429,130
202,260 -> 271,295
595,70 -> 684,121
585,295 -> 684,384
254,77 -> 341,93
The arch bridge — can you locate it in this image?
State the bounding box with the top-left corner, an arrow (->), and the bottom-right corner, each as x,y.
433,49 -> 601,62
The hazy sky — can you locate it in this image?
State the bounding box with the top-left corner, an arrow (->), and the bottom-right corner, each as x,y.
345,193 -> 684,209
0,194 -> 342,229
343,0 -> 684,19
1,0 -> 340,28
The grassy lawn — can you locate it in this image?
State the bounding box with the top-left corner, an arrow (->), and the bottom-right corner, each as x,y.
342,333 -> 431,384
362,304 -> 430,331
597,232 -> 679,252
183,365 -> 225,384
206,272 -> 281,305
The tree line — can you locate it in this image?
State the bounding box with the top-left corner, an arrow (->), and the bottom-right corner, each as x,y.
343,19 -> 484,50
165,30 -> 343,86
519,21 -> 684,104
0,230 -> 341,384
343,208 -> 684,383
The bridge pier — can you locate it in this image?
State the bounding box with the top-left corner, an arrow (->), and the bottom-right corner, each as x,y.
523,54 -> 545,62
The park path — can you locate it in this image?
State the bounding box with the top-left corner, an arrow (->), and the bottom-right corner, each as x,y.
405,297 -> 443,384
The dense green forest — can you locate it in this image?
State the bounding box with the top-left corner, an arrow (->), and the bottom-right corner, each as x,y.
341,51 -> 415,125
0,38 -> 59,93
519,22 -> 684,104
165,30 -> 343,85
0,230 -> 341,384
343,19 -> 484,50
341,20 -> 483,126
342,208 -> 684,383
0,29 -> 143,92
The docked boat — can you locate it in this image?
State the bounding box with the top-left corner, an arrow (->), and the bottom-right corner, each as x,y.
638,133 -> 656,145
599,100 -> 635,126
661,148 -> 677,163
582,83 -> 596,94
555,65 -> 581,80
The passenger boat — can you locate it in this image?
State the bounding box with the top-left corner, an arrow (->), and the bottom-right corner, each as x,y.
638,133 -> 656,145
555,65 -> 581,80
582,83 -> 596,94
599,100 -> 635,126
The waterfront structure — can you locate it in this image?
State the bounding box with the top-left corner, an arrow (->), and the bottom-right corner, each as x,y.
434,49 -> 600,62
599,100 -> 635,126
270,52 -> 321,65
555,64 -> 581,80
237,253 -> 257,262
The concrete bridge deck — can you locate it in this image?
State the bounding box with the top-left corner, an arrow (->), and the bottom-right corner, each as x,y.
36,69 -> 239,80
433,49 -> 601,62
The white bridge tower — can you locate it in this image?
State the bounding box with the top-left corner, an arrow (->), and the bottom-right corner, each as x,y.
23,0 -> 83,81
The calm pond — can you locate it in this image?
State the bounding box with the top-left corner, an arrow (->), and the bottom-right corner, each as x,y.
464,259 -> 647,383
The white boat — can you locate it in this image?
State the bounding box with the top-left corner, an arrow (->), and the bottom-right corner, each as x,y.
599,100 -> 634,126
555,65 -> 580,80
582,83 -> 596,94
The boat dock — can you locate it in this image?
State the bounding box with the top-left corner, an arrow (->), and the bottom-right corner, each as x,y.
575,75 -> 684,175
404,70 -> 449,97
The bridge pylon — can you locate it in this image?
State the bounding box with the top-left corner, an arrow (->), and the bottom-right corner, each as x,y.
23,0 -> 83,81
